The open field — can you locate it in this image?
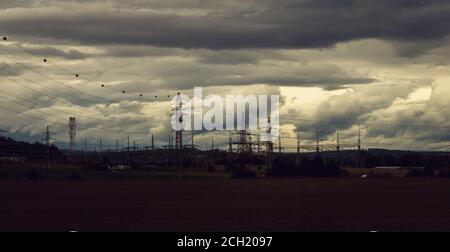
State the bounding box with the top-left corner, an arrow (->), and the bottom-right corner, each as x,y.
0,178 -> 449,232
0,165 -> 232,180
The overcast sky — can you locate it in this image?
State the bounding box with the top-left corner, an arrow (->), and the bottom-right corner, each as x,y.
0,0 -> 449,151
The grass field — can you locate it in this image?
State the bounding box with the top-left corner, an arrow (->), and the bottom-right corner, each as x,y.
0,178 -> 449,232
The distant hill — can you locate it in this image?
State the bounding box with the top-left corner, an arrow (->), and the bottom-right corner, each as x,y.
284,148 -> 448,169
0,136 -> 62,161
296,148 -> 448,158
366,148 -> 449,156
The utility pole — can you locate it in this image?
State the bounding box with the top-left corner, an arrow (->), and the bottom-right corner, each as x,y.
68,117 -> 76,161
168,131 -> 172,149
278,133 -> 282,154
191,131 -> 194,152
175,92 -> 183,149
336,130 -> 340,169
228,131 -> 232,153
248,133 -> 252,153
167,131 -> 171,169
127,135 -> 130,152
211,137 -> 214,151
257,134 -> 261,153
237,111 -> 251,153
174,93 -> 185,177
316,127 -> 320,153
358,123 -> 361,151
296,127 -> 300,165
115,139 -> 119,164
227,131 -> 233,165
83,137 -> 87,163
99,137 -> 102,153
42,126 -> 54,168
265,116 -> 274,169
43,126 -> 50,161
357,123 -> 361,168
171,132 -> 174,148
151,134 -> 155,151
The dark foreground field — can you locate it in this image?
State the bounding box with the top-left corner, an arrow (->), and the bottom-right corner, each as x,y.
0,178 -> 449,232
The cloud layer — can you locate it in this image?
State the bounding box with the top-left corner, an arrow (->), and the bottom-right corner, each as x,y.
0,0 -> 449,151
2,0 -> 450,51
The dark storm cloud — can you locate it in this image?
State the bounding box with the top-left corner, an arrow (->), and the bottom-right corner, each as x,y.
0,43 -> 91,60
134,61 -> 375,90
1,0 -> 450,51
103,46 -> 181,58
161,74 -> 374,90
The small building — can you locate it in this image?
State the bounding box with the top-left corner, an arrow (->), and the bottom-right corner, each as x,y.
0,156 -> 26,163
107,164 -> 131,171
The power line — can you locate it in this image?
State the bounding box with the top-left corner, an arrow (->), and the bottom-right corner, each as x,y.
13,42 -> 141,98
0,51 -> 174,111
0,66 -> 100,105
0,102 -> 65,126
0,75 -> 168,125
0,94 -> 70,122
0,97 -> 148,135
5,39 -> 176,101
0,50 -> 112,104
